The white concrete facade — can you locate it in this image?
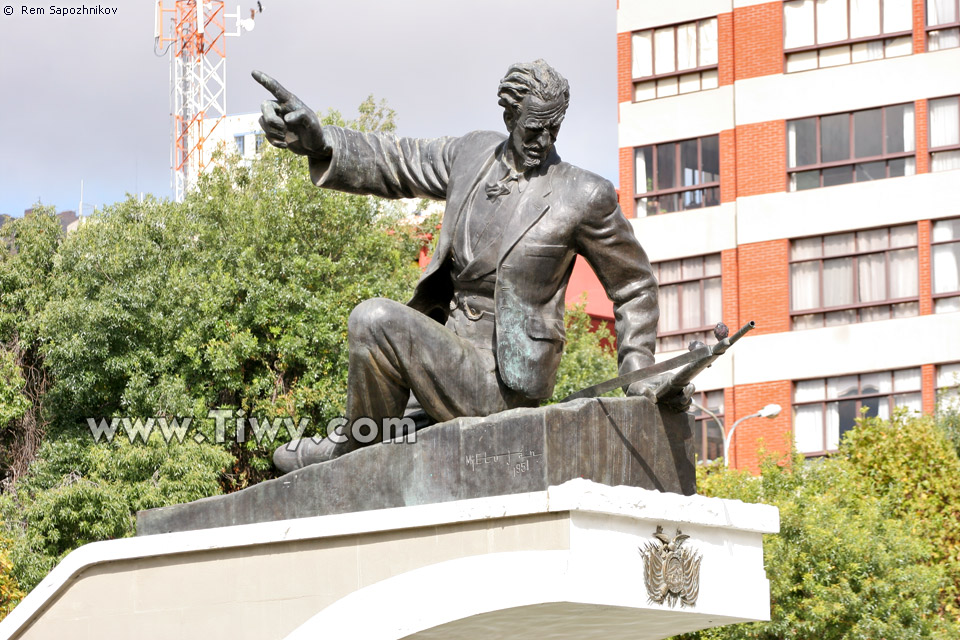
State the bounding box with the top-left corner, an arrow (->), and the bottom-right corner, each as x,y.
198,112 -> 264,175
734,48 -> 960,127
619,86 -> 735,150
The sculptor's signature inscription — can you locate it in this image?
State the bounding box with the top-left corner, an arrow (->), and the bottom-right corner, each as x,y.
465,449 -> 542,476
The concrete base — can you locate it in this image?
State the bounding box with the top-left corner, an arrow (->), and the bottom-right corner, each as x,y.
137,397 -> 697,535
0,479 -> 779,640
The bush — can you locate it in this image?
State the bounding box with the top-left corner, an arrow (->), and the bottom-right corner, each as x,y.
0,533 -> 24,618
844,412 -> 960,618
684,412 -> 960,639
547,302 -> 618,405
0,99 -> 427,598
1,434 -> 232,592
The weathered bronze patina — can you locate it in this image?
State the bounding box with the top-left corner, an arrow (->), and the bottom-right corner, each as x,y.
254,61 -> 667,472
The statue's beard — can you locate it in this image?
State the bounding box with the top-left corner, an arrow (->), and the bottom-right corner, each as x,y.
520,145 -> 548,170
521,156 -> 541,170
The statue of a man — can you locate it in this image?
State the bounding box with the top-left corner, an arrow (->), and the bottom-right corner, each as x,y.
255,60 -> 662,473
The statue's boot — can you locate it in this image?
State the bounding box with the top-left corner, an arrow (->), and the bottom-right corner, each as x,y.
273,436 -> 357,474
273,410 -> 432,474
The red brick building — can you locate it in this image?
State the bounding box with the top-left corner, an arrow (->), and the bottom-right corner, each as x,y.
568,0 -> 960,471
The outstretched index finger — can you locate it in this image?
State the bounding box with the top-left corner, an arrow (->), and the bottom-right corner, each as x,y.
252,69 -> 294,104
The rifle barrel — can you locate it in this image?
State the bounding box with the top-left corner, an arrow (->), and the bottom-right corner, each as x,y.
654,320 -> 755,399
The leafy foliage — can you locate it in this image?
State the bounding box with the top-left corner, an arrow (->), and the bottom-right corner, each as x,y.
682,412 -> 960,640
23,100 -> 421,487
0,99 -> 422,600
0,351 -> 29,428
0,434 -> 232,591
0,210 -> 58,478
0,532 -> 24,618
843,412 -> 960,617
936,387 -> 960,458
547,303 -> 619,405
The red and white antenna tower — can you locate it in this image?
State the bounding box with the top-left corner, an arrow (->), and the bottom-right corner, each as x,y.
155,2 -> 255,202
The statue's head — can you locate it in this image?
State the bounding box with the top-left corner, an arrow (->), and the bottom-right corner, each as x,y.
497,60 -> 570,171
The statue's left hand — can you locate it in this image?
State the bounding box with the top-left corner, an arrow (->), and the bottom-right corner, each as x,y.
252,70 -> 330,158
627,373 -> 694,413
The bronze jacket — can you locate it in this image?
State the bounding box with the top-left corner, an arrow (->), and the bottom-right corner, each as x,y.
309,127 -> 659,400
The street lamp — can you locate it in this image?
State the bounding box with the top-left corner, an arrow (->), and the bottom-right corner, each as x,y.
690,401 -> 781,467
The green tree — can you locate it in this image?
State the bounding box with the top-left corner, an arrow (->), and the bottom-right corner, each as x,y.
0,350 -> 29,430
843,412 -> 960,618
547,302 -> 619,405
1,434 -> 232,591
0,531 -> 24,618
0,210 -> 60,479
680,412 -> 960,640
0,99 -> 422,599
32,100 -> 420,485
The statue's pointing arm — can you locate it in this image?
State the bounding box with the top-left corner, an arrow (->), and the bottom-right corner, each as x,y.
308,127 -> 457,201
252,70 -> 456,201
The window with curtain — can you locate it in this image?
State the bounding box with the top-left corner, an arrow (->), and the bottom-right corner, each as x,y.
794,368 -> 922,455
927,0 -> 960,50
653,254 -> 722,352
635,136 -> 720,216
790,225 -> 919,329
787,103 -> 916,191
632,18 -> 719,102
937,362 -> 960,412
783,0 -> 914,72
234,135 -> 246,156
692,389 -> 725,462
929,96 -> 960,171
933,217 -> 960,313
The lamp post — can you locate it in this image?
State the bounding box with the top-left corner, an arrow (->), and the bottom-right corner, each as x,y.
690,401 -> 781,467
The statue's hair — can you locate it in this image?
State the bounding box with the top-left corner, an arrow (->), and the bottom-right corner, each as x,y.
497,60 -> 570,117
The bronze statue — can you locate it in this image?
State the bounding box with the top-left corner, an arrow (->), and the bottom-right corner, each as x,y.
255,60 -> 667,473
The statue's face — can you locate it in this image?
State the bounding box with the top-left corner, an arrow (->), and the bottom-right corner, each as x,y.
506,95 -> 566,171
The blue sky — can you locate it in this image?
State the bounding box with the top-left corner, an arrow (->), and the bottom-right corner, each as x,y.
0,0 -> 617,217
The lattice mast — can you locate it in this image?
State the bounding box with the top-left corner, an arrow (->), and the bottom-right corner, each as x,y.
155,2 -> 251,201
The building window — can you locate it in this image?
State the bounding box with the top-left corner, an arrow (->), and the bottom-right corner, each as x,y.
937,362 -> 960,412
692,389 -> 725,462
234,134 -> 245,156
635,136 -> 720,216
930,96 -> 960,171
787,103 -> 915,191
255,133 -> 266,154
794,368 -> 921,455
933,217 -> 960,312
927,0 -> 960,50
654,254 -> 722,352
790,225 -> 918,329
783,0 -> 913,72
631,18 -> 718,102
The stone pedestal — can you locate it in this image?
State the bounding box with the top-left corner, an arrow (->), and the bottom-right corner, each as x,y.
137,396 -> 696,535
0,480 -> 778,640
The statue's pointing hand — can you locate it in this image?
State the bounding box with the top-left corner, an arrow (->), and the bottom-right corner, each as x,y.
252,70 -> 330,158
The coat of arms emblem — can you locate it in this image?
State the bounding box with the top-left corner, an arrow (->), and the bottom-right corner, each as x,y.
639,525 -> 702,607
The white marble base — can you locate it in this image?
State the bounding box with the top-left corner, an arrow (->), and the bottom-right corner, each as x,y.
0,479 -> 778,640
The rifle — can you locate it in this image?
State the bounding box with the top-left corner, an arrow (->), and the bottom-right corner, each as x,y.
560,321 -> 755,403
653,320 -> 754,401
